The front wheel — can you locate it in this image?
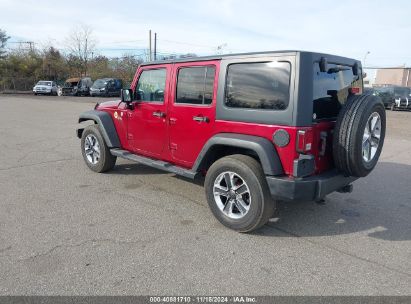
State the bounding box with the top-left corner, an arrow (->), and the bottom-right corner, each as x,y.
81,125 -> 116,173
204,155 -> 275,232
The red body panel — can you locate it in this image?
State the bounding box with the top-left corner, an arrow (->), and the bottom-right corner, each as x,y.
96,61 -> 336,177
167,60 -> 220,167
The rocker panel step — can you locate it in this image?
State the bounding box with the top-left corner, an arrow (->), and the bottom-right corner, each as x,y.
110,149 -> 197,179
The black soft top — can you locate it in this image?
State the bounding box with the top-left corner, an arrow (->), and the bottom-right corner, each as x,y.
140,50 -> 358,66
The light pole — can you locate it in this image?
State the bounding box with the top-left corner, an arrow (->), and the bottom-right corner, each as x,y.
362,51 -> 371,86
363,51 -> 370,67
216,43 -> 227,55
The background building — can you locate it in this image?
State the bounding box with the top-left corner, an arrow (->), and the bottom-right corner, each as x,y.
374,68 -> 411,87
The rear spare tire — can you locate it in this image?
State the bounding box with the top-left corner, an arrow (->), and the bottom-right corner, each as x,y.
333,94 -> 386,177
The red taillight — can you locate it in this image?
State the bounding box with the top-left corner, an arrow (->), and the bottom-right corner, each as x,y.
350,87 -> 360,94
296,129 -> 313,153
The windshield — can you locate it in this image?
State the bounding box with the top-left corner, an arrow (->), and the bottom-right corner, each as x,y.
374,87 -> 392,95
92,79 -> 108,89
313,63 -> 363,120
394,87 -> 410,97
64,81 -> 77,88
37,81 -> 51,86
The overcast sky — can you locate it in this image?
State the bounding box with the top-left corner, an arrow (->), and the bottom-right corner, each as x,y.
1,0 -> 410,68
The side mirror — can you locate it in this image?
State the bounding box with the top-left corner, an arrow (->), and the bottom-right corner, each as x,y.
319,57 -> 328,72
121,89 -> 133,104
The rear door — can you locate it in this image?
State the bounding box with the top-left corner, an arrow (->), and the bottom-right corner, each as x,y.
168,61 -> 219,167
128,65 -> 170,158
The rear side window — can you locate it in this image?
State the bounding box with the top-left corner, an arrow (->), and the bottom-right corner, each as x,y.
313,63 -> 363,120
224,62 -> 291,110
136,69 -> 167,102
176,66 -> 215,105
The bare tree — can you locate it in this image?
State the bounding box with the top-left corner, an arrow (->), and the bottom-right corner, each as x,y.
0,28 -> 10,59
65,24 -> 96,76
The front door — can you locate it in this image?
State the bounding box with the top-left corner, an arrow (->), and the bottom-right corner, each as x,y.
128,66 -> 170,158
168,61 -> 219,167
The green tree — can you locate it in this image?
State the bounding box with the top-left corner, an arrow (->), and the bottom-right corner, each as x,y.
41,46 -> 69,82
110,54 -> 142,87
89,55 -> 110,80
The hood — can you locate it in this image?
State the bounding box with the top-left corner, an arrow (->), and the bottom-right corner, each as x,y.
34,85 -> 51,89
96,100 -> 121,110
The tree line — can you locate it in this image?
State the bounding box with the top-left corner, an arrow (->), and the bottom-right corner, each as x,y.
0,26 -> 144,91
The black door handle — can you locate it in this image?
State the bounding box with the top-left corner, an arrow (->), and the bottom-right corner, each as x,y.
193,115 -> 209,123
153,111 -> 165,118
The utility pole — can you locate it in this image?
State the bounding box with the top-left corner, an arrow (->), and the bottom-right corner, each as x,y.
154,33 -> 157,61
149,30 -> 152,61
28,41 -> 34,52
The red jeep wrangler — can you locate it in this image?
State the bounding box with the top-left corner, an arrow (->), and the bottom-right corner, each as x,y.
77,51 -> 386,232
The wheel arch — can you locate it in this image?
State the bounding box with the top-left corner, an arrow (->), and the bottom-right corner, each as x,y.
192,133 -> 284,176
77,110 -> 121,148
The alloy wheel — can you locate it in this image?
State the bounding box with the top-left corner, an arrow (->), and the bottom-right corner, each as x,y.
213,171 -> 251,219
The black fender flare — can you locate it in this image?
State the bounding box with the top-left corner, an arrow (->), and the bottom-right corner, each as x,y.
192,133 -> 284,176
77,110 -> 121,148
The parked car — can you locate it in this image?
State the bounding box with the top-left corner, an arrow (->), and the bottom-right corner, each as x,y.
373,86 -> 394,108
61,77 -> 93,96
90,78 -> 123,97
373,86 -> 411,110
77,51 -> 386,232
391,86 -> 411,110
32,81 -> 58,95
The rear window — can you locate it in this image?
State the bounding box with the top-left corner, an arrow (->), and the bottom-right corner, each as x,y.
313,63 -> 363,120
224,61 -> 291,110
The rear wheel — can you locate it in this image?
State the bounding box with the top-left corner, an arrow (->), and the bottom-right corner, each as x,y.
204,154 -> 275,232
81,125 -> 116,173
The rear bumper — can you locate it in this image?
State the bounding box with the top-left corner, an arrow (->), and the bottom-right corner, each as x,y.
266,170 -> 357,201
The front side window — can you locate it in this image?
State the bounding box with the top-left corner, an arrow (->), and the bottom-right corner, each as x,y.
224,62 -> 291,110
176,66 -> 215,105
136,69 -> 167,102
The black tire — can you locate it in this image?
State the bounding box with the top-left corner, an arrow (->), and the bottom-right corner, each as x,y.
81,124 -> 116,173
204,154 -> 275,232
333,94 -> 386,177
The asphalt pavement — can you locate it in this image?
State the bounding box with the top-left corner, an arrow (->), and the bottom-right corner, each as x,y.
0,95 -> 410,295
